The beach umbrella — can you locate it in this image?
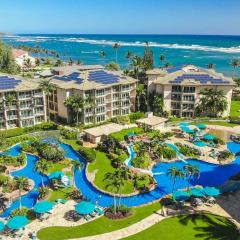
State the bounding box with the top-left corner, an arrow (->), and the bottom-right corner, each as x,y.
7,216 -> 29,230
181,127 -> 194,134
34,201 -> 55,214
203,187 -> 220,197
190,187 -> 205,197
196,124 -> 206,130
0,221 -> 4,232
173,191 -> 190,201
48,171 -> 64,180
75,201 -> 95,215
203,134 -> 215,141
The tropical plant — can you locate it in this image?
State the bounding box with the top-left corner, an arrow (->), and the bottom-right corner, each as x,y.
71,160 -> 82,187
136,84 -> 146,112
206,63 -> 215,69
131,55 -> 143,80
196,88 -> 228,117
159,54 -> 165,67
152,95 -> 164,116
11,207 -> 29,217
167,167 -> 185,194
105,62 -> 120,71
113,43 -> 120,64
14,176 -> 29,209
68,58 -> 73,66
125,51 -> 133,66
143,42 -> 154,70
183,164 -> 200,189
4,93 -> 17,108
230,59 -> 240,77
35,58 -> 41,67
35,159 -> 52,189
100,51 -> 107,64
67,188 -> 82,201
23,57 -> 32,72
55,58 -> 63,67
39,79 -> 56,120
36,186 -> 49,200
64,95 -> 84,125
104,171 -> 123,214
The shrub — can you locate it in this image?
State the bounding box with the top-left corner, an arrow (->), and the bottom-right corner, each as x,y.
39,145 -> 65,162
105,62 -> 120,71
229,117 -> 240,124
0,153 -> 26,167
79,146 -> 96,163
218,150 -> 234,162
155,146 -> 177,160
97,135 -> 121,153
112,115 -> 130,125
129,112 -> 145,123
213,137 -> 225,145
175,143 -> 200,157
11,207 -> 29,217
111,152 -> 128,168
60,129 -> 78,140
132,152 -> 150,169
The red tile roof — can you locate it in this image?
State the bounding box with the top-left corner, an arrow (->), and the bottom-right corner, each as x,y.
12,48 -> 27,58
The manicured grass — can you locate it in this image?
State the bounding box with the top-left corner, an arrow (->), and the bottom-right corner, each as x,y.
37,201 -> 161,240
230,100 -> 240,117
110,127 -> 144,141
88,151 -> 135,194
122,213 -> 239,240
48,187 -> 74,202
200,121 -> 239,127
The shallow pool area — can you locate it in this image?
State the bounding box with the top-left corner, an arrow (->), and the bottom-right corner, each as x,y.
1,141 -> 240,217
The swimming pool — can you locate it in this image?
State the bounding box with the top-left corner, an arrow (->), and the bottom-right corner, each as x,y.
1,141 -> 240,217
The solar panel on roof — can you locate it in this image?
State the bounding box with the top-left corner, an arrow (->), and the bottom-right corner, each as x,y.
0,76 -> 22,90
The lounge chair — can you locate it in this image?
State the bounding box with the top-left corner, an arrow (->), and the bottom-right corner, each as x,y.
84,215 -> 91,221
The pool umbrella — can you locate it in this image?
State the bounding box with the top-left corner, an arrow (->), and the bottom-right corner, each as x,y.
203,134 -> 215,141
75,201 -> 95,215
196,124 -> 206,130
179,122 -> 189,127
127,132 -> 136,137
7,216 -> 29,230
0,221 -> 4,232
34,201 -> 55,214
173,191 -> 190,201
190,187 -> 205,197
203,187 -> 220,197
48,171 -> 64,180
194,141 -> 207,147
181,127 -> 194,134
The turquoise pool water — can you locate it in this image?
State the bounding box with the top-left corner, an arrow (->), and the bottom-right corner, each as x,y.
1,141 -> 240,217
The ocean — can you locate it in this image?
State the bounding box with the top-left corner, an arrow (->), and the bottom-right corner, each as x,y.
1,34 -> 240,76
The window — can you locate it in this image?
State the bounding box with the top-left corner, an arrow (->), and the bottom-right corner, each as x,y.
172,86 -> 181,92
19,91 -> 32,99
113,93 -> 120,100
34,98 -> 43,105
113,101 -> 121,108
183,87 -> 195,93
182,95 -> 195,101
122,85 -> 130,91
113,86 -> 121,92
182,103 -> 194,110
85,116 -> 94,124
182,112 -> 193,117
96,89 -> 105,96
96,106 -> 105,114
171,94 -> 181,101
122,93 -> 130,99
96,97 -> 105,105
122,100 -> 130,107
122,109 -> 129,115
171,102 -> 181,109
113,109 -> 121,116
96,114 -> 105,123
35,107 -> 44,114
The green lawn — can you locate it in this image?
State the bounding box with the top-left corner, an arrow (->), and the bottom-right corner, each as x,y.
88,151 -> 135,194
122,213 -> 239,240
230,100 -> 240,117
110,127 -> 144,141
48,187 -> 74,202
200,121 -> 239,127
37,201 -> 161,240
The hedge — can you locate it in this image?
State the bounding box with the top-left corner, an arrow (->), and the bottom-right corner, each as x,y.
78,146 -> 96,163
2,122 -> 58,138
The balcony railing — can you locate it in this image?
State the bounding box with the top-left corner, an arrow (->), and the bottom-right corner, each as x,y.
7,115 -> 18,120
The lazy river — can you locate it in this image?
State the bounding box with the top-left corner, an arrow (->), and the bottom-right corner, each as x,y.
1,141 -> 240,217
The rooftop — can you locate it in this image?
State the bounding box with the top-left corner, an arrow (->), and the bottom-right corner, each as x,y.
51,68 -> 137,90
147,65 -> 235,86
12,48 -> 27,58
83,123 -> 127,137
136,116 -> 168,127
0,74 -> 40,92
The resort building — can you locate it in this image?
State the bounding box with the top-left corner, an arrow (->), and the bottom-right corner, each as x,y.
146,65 -> 235,118
0,74 -> 46,130
47,65 -> 137,125
12,48 -> 35,68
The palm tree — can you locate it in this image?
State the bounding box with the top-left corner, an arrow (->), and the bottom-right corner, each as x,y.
4,93 -> 17,109
64,95 -> 84,125
230,59 -> 240,77
84,96 -> 96,124
132,55 -> 143,80
183,164 -> 200,189
206,63 -> 215,69
71,160 -> 82,187
152,95 -> 164,116
196,88 -> 228,117
14,176 -> 29,209
23,58 -> 32,73
35,58 -> 41,67
167,167 -> 185,194
55,58 -> 63,67
136,84 -> 146,112
104,171 -> 122,214
39,79 -> 57,120
100,51 -> 107,64
113,43 -> 120,64
159,54 -> 165,68
35,159 -> 52,190
68,58 -> 74,66
125,51 -> 133,66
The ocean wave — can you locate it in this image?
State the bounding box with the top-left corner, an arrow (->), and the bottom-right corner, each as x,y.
81,50 -> 100,54
60,37 -> 240,53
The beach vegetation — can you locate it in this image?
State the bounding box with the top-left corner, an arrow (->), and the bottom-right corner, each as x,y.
105,61 -> 120,71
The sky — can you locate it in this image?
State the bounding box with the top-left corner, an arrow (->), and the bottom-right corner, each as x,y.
0,0 -> 239,35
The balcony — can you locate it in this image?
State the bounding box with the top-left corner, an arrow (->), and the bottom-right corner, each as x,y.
18,95 -> 32,100
7,115 -> 18,120
21,114 -> 34,119
35,111 -> 45,116
6,105 -> 18,110
20,105 -> 32,109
